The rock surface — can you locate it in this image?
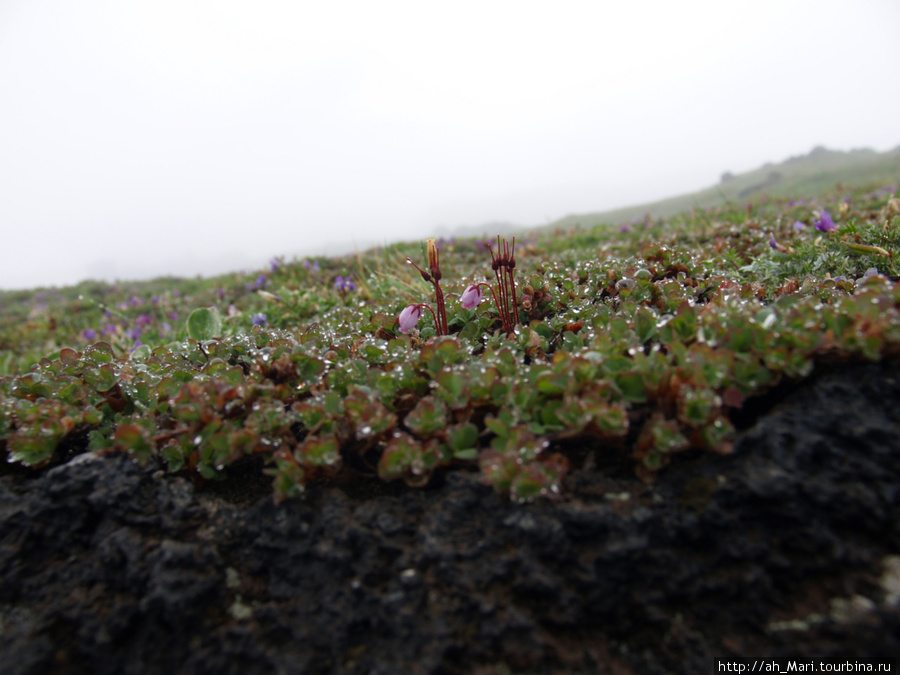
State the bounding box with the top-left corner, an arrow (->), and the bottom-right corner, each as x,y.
2,363 -> 900,674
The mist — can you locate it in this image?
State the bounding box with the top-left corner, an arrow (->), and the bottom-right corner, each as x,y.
1,0 -> 898,289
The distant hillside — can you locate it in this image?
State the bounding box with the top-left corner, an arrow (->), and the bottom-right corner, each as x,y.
545,145 -> 900,230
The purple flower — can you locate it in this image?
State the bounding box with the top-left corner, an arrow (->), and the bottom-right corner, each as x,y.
82,328 -> 97,341
793,221 -> 806,231
252,313 -> 268,326
815,210 -> 836,232
269,257 -> 281,272
335,275 -> 356,292
253,274 -> 268,290
398,305 -> 422,333
619,224 -> 631,233
460,284 -> 483,309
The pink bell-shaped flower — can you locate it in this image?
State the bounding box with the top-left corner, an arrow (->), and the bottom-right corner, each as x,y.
460,284 -> 483,309
398,304 -> 423,333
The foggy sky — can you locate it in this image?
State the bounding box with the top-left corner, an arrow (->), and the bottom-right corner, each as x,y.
1,0 -> 898,290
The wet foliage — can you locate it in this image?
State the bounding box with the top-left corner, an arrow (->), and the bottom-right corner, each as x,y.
2,186 -> 900,503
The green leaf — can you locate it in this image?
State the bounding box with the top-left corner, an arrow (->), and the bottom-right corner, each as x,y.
7,434 -> 57,467
299,435 -> 341,468
403,396 -> 447,437
377,433 -> 441,486
84,363 -> 119,393
85,342 -> 115,365
678,387 -> 719,427
323,390 -> 343,416
88,430 -> 111,451
447,422 -> 479,453
114,424 -> 155,464
161,444 -> 188,473
292,353 -> 326,385
633,307 -> 657,343
186,307 -> 223,341
434,369 -> 468,408
645,417 -> 689,453
268,455 -> 306,503
671,302 -> 699,343
613,371 -> 647,402
535,370 -> 568,395
130,345 -> 151,361
484,415 -> 509,439
589,402 -> 629,436
511,473 -> 544,500
602,354 -> 633,373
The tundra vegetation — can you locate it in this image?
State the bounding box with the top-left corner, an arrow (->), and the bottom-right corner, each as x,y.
1,184 -> 899,504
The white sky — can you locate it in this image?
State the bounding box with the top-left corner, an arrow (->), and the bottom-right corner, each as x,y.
1,0 -> 898,289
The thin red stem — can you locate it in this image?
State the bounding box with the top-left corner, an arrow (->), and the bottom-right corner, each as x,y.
432,281 -> 448,335
474,282 -> 503,326
487,235 -> 517,335
416,303 -> 440,333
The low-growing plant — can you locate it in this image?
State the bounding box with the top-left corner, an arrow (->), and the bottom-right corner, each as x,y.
1,185 -> 899,503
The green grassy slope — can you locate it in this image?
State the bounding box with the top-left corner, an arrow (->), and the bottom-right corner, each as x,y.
546,145 -> 900,230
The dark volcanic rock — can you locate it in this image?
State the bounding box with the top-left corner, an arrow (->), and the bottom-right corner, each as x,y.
2,363 -> 900,673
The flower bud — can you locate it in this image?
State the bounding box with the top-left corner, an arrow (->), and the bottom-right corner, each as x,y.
426,239 -> 442,280
407,258 -> 431,282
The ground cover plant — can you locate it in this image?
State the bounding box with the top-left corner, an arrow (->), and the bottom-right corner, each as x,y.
1,184 -> 899,505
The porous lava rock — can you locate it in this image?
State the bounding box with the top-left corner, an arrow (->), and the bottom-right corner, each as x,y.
2,363 -> 899,673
